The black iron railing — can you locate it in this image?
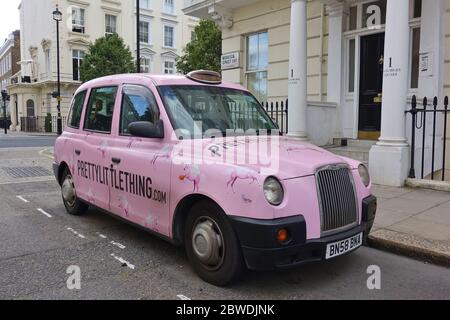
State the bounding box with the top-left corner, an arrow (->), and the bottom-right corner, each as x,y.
261,99 -> 289,134
406,95 -> 449,181
20,116 -> 67,133
0,118 -> 11,129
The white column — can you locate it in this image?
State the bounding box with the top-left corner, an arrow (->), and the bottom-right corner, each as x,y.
9,94 -> 17,131
326,3 -> 347,138
369,0 -> 410,186
16,94 -> 23,132
287,0 -> 308,140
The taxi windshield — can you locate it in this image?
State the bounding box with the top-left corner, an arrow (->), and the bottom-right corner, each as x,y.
158,85 -> 278,138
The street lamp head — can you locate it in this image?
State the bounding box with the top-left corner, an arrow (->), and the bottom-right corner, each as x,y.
53,6 -> 62,22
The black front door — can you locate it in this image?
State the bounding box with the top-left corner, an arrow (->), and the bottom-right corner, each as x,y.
359,33 -> 385,140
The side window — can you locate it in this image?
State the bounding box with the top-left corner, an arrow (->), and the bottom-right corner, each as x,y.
83,86 -> 118,133
68,91 -> 87,128
120,85 -> 160,135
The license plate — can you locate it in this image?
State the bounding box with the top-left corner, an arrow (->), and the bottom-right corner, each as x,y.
325,233 -> 363,260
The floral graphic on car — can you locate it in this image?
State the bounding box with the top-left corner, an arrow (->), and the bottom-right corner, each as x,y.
179,165 -> 201,192
241,194 -> 253,204
145,214 -> 159,233
227,168 -> 258,192
86,187 -> 95,203
118,196 -> 130,217
97,140 -> 108,158
151,145 -> 172,165
127,137 -> 143,149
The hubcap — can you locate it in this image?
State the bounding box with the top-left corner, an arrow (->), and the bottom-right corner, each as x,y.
62,175 -> 76,207
192,217 -> 225,270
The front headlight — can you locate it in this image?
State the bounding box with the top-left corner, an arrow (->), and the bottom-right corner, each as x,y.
263,177 -> 284,206
358,164 -> 371,187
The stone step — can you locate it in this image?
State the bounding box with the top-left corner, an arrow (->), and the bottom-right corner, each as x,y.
347,139 -> 377,149
326,145 -> 370,163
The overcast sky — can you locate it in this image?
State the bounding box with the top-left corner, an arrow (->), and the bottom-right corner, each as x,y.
0,0 -> 21,44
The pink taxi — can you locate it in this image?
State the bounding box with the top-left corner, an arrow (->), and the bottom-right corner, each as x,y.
53,70 -> 377,286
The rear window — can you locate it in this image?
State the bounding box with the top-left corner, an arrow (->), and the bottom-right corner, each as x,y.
83,87 -> 117,133
67,91 -> 87,129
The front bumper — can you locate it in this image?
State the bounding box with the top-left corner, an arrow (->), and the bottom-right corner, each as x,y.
229,195 -> 377,270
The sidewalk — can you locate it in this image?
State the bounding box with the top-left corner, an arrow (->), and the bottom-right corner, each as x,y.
369,185 -> 450,266
1,131 -> 58,137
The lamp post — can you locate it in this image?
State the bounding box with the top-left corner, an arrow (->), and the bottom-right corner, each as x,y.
53,5 -> 63,135
136,0 -> 141,73
1,90 -> 10,135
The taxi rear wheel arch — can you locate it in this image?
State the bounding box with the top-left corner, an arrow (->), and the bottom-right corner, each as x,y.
61,167 -> 89,216
57,162 -> 69,186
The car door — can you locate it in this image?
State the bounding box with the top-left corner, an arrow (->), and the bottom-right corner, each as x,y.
75,86 -> 118,211
109,83 -> 172,236
63,89 -> 88,191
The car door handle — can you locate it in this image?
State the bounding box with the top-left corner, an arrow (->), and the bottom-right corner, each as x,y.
75,150 -> 81,155
111,157 -> 121,165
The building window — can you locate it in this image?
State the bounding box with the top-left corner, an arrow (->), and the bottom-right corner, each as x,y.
191,30 -> 196,42
348,39 -> 356,93
72,7 -> 86,33
362,0 -> 386,29
163,0 -> 175,15
105,14 -> 117,35
410,27 -> 421,89
163,59 -> 175,74
140,0 -> 150,10
413,0 -> 422,18
349,6 -> 357,31
164,25 -> 175,48
246,32 -> 268,102
72,50 -> 85,81
26,99 -> 35,117
139,20 -> 150,44
140,55 -> 153,73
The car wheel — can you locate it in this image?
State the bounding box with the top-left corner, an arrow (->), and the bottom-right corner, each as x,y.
184,200 -> 245,286
61,168 -> 89,216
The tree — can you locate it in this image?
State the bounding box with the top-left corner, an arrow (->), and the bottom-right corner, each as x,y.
80,33 -> 135,82
176,20 -> 222,74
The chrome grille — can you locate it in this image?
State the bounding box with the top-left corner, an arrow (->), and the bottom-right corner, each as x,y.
316,165 -> 358,234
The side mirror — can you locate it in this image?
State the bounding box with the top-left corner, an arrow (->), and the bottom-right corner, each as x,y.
128,120 -> 164,139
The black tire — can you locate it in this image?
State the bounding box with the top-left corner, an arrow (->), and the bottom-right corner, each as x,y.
184,200 -> 245,286
61,168 -> 89,216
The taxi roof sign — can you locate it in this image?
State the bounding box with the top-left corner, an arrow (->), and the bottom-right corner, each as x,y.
186,70 -> 222,85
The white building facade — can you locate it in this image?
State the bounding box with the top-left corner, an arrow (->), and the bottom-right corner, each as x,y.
8,0 -> 198,133
184,0 -> 450,187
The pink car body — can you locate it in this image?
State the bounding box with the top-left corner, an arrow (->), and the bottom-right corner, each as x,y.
53,73 -> 377,273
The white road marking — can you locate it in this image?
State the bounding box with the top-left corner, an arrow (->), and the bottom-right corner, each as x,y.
39,148 -> 55,160
110,241 -> 126,249
16,196 -> 29,203
37,208 -> 52,218
67,227 -> 86,239
98,234 -> 107,239
111,253 -> 135,270
177,295 -> 191,300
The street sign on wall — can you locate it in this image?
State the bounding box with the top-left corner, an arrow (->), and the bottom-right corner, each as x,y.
221,52 -> 240,70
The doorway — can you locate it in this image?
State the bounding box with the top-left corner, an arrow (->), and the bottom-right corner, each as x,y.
358,33 -> 384,140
